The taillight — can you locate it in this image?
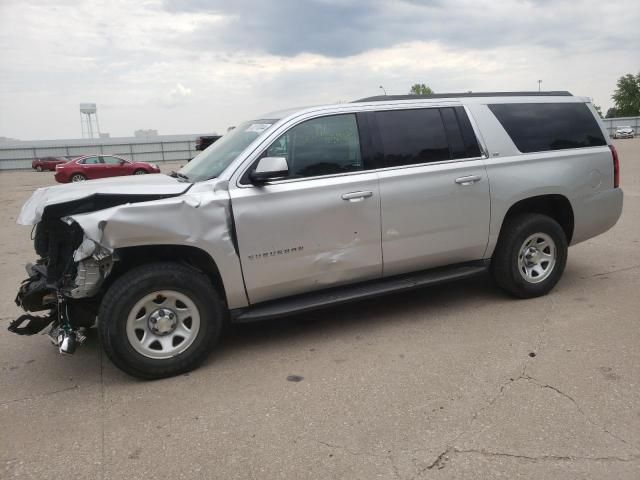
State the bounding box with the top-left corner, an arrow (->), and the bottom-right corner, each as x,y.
609,144 -> 619,188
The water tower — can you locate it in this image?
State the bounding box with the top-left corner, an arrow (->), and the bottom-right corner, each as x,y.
79,103 -> 101,139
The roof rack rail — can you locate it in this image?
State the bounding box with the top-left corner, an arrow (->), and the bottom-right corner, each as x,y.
352,91 -> 573,103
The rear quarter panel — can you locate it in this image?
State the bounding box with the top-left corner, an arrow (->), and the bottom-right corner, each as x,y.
466,103 -> 622,257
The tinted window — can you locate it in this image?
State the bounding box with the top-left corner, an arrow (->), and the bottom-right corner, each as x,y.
375,109 -> 449,167
265,114 -> 362,179
80,156 -> 101,164
440,108 -> 466,159
454,107 -> 482,158
102,156 -> 123,165
489,103 -> 606,153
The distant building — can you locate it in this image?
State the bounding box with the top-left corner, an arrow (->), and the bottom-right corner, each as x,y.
134,129 -> 158,137
99,132 -> 110,139
0,136 -> 19,143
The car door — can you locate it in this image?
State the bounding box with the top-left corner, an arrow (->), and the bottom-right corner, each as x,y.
79,155 -> 104,179
229,113 -> 382,304
372,106 -> 491,277
101,156 -> 129,177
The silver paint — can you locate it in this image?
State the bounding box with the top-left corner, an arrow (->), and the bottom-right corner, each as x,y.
15,94 -> 623,312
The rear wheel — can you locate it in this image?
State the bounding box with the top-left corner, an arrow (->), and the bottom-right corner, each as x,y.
70,173 -> 87,182
491,213 -> 567,298
98,262 -> 223,379
133,169 -> 147,175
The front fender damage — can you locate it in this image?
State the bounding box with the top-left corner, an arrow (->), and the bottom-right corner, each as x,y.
10,187 -> 246,355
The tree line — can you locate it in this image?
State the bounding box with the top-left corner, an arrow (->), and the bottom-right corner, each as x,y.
408,72 -> 640,118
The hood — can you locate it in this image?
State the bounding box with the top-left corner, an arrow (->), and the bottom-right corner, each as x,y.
17,174 -> 192,225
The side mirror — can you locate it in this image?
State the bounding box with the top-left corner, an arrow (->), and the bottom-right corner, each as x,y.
249,157 -> 289,184
119,159 -> 126,165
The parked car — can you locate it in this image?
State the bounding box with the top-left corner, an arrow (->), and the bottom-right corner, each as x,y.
612,126 -> 634,139
53,155 -> 160,183
11,91 -> 622,379
32,156 -> 70,172
195,134 -> 222,151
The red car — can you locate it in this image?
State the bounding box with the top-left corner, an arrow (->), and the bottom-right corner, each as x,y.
54,155 -> 160,183
32,156 -> 70,172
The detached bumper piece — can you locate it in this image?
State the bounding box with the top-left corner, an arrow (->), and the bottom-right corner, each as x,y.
10,263 -> 87,355
8,312 -> 56,336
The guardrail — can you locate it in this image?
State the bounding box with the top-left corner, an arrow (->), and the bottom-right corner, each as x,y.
0,134 -> 211,170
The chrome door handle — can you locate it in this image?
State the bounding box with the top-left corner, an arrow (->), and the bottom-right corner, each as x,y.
341,191 -> 373,202
455,175 -> 482,186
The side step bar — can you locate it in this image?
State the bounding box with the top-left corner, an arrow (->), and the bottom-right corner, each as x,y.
231,261 -> 488,323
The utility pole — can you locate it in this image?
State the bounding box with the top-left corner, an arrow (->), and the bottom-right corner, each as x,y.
537,80 -> 542,92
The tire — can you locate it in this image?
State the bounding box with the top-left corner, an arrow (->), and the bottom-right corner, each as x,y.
98,262 -> 223,379
36,165 -> 43,172
133,169 -> 147,175
490,213 -> 567,299
70,173 -> 87,182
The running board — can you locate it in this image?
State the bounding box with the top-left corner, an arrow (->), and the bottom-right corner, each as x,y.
231,261 -> 488,323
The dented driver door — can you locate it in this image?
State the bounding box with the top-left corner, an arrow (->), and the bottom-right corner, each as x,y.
229,113 -> 382,305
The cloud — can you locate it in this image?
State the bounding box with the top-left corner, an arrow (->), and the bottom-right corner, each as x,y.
0,0 -> 638,139
161,83 -> 193,107
162,0 -> 639,57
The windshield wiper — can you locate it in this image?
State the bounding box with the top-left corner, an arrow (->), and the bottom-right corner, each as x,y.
169,171 -> 191,182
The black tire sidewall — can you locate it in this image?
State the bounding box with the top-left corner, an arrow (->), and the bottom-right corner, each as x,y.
99,263 -> 222,379
493,214 -> 568,298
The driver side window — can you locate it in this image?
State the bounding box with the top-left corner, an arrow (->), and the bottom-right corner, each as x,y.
264,114 -> 362,179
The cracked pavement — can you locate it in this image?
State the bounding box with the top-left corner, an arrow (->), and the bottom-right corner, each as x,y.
1,140 -> 640,479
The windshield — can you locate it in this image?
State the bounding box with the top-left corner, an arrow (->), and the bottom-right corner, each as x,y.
180,119 -> 277,181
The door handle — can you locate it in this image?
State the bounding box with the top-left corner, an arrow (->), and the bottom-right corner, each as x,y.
454,175 -> 482,186
341,191 -> 373,202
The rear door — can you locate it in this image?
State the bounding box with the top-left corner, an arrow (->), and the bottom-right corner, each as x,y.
229,113 -> 383,304
373,106 -> 491,276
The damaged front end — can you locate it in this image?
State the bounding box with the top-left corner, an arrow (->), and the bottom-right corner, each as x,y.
10,217 -> 113,354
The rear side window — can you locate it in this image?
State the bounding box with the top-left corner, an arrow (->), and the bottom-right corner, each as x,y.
375,109 -> 449,167
489,103 -> 606,153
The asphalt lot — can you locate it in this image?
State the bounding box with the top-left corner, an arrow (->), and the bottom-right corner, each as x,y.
1,142 -> 639,479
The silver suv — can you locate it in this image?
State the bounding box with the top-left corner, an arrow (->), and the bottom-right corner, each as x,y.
11,91 -> 623,378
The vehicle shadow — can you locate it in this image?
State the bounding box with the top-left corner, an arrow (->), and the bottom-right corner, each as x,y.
202,273 -> 504,368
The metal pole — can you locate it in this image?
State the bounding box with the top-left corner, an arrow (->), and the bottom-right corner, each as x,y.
379,85 -> 387,96
537,80 -> 542,92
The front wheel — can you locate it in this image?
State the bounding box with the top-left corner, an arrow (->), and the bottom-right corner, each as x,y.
36,165 -> 43,172
98,262 -> 223,379
133,169 -> 147,175
491,213 -> 568,299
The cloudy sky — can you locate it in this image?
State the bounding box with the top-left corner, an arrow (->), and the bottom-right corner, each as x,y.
0,0 -> 638,140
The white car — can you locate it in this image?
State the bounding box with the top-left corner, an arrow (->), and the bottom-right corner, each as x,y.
613,126 -> 635,139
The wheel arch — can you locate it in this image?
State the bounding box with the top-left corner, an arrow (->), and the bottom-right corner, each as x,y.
105,244 -> 228,307
493,194 -> 574,253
